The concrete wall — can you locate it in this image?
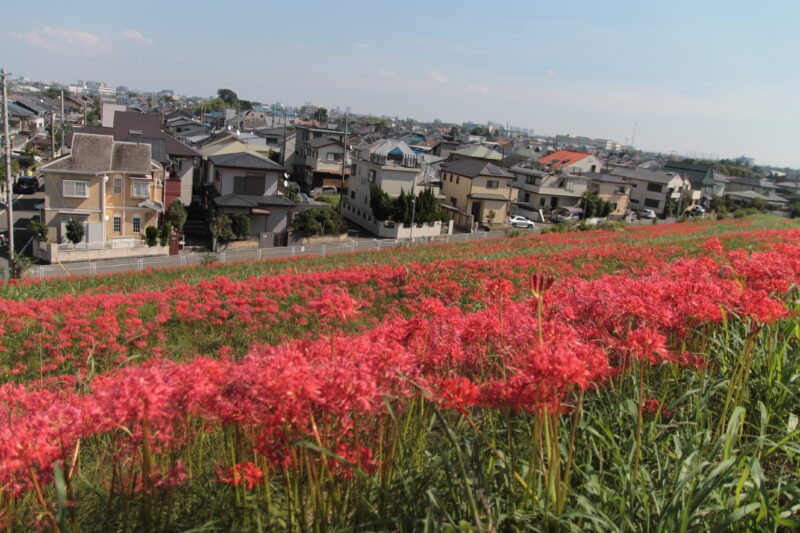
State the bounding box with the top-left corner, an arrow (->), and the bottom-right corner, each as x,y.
35,241 -> 169,263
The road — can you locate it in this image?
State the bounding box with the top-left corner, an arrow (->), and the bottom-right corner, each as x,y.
0,189 -> 43,276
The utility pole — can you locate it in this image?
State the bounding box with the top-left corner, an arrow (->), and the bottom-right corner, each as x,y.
281,108 -> 287,166
83,100 -> 87,126
50,112 -> 56,157
60,90 -> 65,153
2,69 -> 15,276
338,113 -> 347,213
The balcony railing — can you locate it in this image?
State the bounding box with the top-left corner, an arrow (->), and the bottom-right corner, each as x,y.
55,238 -> 147,252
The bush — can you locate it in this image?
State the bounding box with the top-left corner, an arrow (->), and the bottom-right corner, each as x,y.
211,215 -> 236,245
145,226 -> 159,247
201,252 -> 218,265
230,214 -> 250,240
65,217 -> 85,244
289,207 -> 343,236
159,222 -> 173,247
166,200 -> 188,232
27,220 -> 49,243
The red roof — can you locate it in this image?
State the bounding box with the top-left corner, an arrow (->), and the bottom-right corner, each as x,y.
537,150 -> 592,169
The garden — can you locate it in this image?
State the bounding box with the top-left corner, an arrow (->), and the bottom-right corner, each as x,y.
0,215 -> 799,531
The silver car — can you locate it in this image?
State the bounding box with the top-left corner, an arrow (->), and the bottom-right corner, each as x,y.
506,215 -> 535,228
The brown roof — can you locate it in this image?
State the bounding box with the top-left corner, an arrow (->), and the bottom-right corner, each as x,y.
41,133 -> 152,174
440,158 -> 513,179
66,112 -> 199,159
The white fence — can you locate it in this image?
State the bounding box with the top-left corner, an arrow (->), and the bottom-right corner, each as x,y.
26,230 -> 511,279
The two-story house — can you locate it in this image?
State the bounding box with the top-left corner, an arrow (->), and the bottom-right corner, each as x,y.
585,172 -> 631,217
205,152 -> 295,244
724,176 -> 787,207
67,111 -> 200,208
439,158 -> 514,230
36,133 -> 166,262
538,150 -> 602,175
292,125 -> 348,190
610,167 -> 696,216
342,139 -> 447,238
510,165 -> 588,221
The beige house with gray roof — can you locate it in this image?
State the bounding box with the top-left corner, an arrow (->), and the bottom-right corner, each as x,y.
36,133 -> 167,262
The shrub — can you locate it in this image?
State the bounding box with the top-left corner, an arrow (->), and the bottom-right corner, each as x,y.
289,207 -> 344,236
145,226 -> 159,247
166,200 -> 188,232
27,220 -> 49,243
230,214 -> 250,240
211,215 -> 236,245
65,217 -> 85,244
159,222 -> 173,247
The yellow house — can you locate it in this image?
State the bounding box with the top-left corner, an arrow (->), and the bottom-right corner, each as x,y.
586,172 -> 632,218
439,158 -> 513,228
37,133 -> 165,261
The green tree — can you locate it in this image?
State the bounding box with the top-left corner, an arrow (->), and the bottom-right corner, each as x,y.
289,208 -> 343,236
211,215 -> 236,245
158,222 -> 172,246
166,200 -> 188,232
231,214 -> 250,239
27,220 -> 49,242
65,217 -> 85,244
581,190 -> 614,218
369,182 -> 394,221
285,185 -> 301,203
145,226 -> 159,246
217,89 -> 239,107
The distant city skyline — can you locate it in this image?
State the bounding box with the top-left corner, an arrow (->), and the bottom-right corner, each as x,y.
2,0 -> 798,168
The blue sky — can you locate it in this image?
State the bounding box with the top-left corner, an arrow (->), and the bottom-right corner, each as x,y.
3,0 -> 799,167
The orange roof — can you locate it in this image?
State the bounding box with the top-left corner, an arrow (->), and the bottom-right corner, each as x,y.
537,150 -> 593,169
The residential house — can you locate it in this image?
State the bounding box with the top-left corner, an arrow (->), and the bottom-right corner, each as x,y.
449,144 -> 503,162
510,165 -> 588,221
538,150 -> 602,175
292,125 -> 348,190
585,172 -> 631,217
439,158 -> 514,230
663,161 -> 716,201
610,167 -> 695,216
67,111 -> 200,208
343,139 -> 448,238
431,138 -> 461,158
724,176 -> 787,207
205,152 -> 295,245
36,133 -> 166,262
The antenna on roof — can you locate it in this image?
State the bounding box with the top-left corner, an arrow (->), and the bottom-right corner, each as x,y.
631,122 -> 637,149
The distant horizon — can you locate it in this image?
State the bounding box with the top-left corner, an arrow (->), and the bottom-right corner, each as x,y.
3,0 -> 798,168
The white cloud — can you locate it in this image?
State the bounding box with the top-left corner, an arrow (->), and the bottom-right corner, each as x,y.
122,30 -> 154,44
468,85 -> 500,97
11,27 -> 100,49
427,71 -> 448,84
354,43 -> 370,49
381,70 -> 398,80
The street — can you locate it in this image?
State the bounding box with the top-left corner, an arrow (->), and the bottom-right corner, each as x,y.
0,189 -> 43,275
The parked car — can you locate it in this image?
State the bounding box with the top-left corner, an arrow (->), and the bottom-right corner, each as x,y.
550,207 -> 583,223
311,186 -> 338,197
13,175 -> 41,194
685,205 -> 705,216
506,215 -> 535,228
635,208 -> 657,219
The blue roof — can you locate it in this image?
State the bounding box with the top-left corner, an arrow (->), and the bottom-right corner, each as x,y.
388,147 -> 405,155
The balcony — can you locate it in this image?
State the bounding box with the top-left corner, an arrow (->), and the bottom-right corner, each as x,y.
35,238 -> 169,263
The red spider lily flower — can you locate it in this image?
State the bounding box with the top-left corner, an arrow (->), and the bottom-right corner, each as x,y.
530,273 -> 555,299
309,287 -> 363,322
217,461 -> 263,491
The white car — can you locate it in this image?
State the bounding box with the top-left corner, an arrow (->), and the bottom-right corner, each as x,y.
635,208 -> 657,219
506,215 -> 536,228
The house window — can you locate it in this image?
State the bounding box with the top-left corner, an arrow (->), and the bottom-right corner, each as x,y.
644,198 -> 660,208
522,192 -> 530,203
113,177 -> 122,194
113,215 -> 122,233
350,190 -> 355,199
234,175 -> 265,195
486,180 -> 499,189
368,169 -> 376,183
132,181 -> 149,198
450,197 -> 457,206
456,176 -> 460,184
132,215 -> 142,234
526,176 -> 537,185
647,183 -> 663,193
614,186 -> 626,194
539,197 -> 546,207
63,179 -> 89,198
326,153 -> 342,162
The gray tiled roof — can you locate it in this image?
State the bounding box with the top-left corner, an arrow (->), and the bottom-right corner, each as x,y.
209,152 -> 285,171
213,194 -> 296,208
441,158 -> 513,179
610,167 -> 681,185
40,133 -> 153,174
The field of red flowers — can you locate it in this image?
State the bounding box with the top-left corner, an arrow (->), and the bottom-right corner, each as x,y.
1,216 -> 800,531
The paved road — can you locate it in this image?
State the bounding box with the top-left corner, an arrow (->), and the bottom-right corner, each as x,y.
0,190 -> 43,276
